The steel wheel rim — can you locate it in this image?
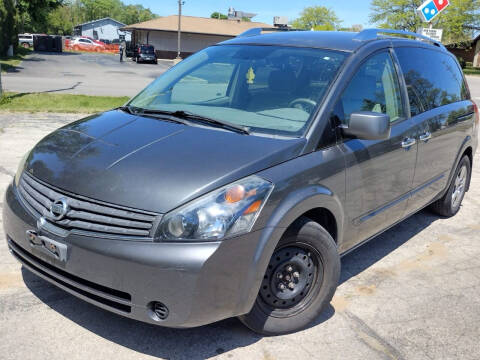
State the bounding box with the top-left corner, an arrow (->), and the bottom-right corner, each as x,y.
258,242 -> 323,317
451,165 -> 467,209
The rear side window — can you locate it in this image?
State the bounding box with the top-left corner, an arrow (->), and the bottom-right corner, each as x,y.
334,51 -> 404,125
395,47 -> 467,116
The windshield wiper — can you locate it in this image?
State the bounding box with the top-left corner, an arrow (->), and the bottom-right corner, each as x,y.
120,108 -> 250,135
165,110 -> 250,135
122,107 -> 188,126
117,105 -> 137,115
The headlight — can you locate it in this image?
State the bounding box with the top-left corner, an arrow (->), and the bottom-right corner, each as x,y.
14,151 -> 30,187
157,175 -> 274,241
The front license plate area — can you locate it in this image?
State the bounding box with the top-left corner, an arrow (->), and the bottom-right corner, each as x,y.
27,230 -> 68,262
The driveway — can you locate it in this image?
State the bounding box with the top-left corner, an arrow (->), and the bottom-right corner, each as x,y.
2,51 -> 172,97
0,82 -> 479,359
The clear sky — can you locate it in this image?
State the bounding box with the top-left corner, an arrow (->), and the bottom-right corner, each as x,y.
122,0 -> 372,28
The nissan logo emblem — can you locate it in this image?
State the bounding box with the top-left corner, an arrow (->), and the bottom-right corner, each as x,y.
50,198 -> 69,220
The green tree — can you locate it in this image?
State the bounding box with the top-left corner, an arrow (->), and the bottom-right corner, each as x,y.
1,0 -> 159,55
47,5 -> 75,35
0,0 -> 18,56
211,12 -> 228,20
370,0 -> 421,32
80,0 -> 123,21
58,1 -> 156,26
369,0 -> 480,43
119,4 -> 157,25
291,6 -> 342,31
435,0 -> 480,43
39,0 -> 158,35
16,0 -> 64,33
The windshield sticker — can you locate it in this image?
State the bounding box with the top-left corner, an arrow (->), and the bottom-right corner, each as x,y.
246,67 -> 256,84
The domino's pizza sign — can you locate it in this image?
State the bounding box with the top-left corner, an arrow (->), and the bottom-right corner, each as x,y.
418,0 -> 450,22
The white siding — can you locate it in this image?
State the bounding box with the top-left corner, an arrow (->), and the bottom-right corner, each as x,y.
81,19 -> 131,42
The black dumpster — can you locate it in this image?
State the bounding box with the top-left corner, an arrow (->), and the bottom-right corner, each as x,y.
33,35 -> 62,52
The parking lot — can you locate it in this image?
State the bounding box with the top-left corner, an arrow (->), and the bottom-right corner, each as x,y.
2,52 -> 172,96
0,64 -> 479,359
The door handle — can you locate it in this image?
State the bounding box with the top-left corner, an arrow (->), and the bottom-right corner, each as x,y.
419,132 -> 432,142
401,137 -> 416,149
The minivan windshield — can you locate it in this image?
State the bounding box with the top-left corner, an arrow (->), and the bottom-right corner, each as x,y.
128,45 -> 347,136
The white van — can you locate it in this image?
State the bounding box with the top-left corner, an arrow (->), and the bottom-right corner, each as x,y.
18,34 -> 34,48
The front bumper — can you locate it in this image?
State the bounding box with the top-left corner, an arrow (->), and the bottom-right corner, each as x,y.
3,182 -> 273,328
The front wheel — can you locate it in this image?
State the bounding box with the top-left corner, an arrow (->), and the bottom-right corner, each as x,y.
430,155 -> 471,217
238,216 -> 340,335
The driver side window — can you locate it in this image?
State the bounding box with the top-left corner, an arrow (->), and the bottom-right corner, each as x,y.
334,52 -> 404,126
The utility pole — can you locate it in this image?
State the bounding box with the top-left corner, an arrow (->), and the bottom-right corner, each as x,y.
176,0 -> 184,60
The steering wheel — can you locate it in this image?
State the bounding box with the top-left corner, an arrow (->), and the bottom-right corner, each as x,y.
289,98 -> 317,113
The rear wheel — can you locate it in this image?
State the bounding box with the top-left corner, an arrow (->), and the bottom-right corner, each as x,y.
430,155 -> 471,217
238,216 -> 340,335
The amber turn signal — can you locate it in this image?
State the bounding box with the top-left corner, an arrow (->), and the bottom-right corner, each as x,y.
243,200 -> 262,215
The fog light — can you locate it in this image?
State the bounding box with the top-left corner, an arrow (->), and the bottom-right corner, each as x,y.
148,301 -> 169,321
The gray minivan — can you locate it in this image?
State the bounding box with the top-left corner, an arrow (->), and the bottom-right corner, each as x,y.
3,29 -> 478,335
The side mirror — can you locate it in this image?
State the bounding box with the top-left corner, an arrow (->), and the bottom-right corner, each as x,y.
342,111 -> 391,140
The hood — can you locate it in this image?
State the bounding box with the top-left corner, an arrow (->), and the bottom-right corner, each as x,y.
25,110 -> 305,213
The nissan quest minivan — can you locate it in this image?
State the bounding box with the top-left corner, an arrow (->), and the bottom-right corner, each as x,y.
3,29 -> 478,335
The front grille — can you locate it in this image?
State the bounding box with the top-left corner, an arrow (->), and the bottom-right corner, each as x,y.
8,237 -> 132,313
17,173 -> 159,240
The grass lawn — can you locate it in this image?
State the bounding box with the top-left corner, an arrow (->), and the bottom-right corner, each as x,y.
0,46 -> 31,72
0,92 -> 129,113
464,66 -> 480,76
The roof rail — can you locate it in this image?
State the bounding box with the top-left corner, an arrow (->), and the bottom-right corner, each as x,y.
354,28 -> 445,49
237,27 -> 303,38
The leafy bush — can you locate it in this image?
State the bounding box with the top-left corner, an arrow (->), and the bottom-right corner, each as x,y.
456,56 -> 466,69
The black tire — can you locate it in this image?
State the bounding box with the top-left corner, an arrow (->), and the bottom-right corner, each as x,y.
238,216 -> 340,335
430,155 -> 471,217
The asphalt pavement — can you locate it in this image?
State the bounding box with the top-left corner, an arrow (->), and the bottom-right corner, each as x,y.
0,69 -> 479,360
2,51 -> 172,97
